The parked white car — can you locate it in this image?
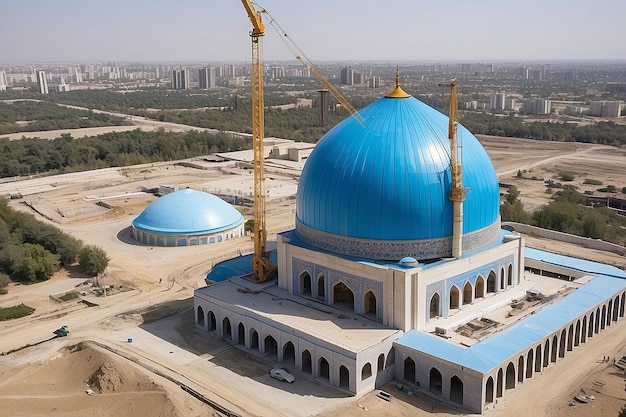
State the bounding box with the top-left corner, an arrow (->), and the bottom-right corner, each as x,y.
269,368 -> 295,383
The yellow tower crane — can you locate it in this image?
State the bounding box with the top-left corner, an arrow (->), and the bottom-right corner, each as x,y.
439,81 -> 467,258
240,0 -> 275,281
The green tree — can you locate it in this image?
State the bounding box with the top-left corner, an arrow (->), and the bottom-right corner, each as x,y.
78,245 -> 110,276
11,243 -> 60,282
506,186 -> 520,204
0,272 -> 10,295
619,403 -> 626,417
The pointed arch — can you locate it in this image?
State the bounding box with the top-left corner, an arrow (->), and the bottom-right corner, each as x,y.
249,328 -> 259,351
237,322 -> 245,345
319,357 -> 330,380
508,264 -> 513,286
339,365 -> 350,388
567,324 -> 574,351
500,267 -> 505,289
574,320 -> 581,346
404,357 -> 415,384
208,310 -> 216,332
535,344 -> 542,373
589,311 -> 595,338
581,315 -> 587,343
364,290 -> 377,316
317,274 -> 325,300
551,335 -> 558,362
300,271 -> 312,296
301,349 -> 312,374
450,286 -> 460,310
264,335 -> 278,359
601,305 -> 606,330
505,362 -> 516,389
197,305 -> 205,326
487,271 -> 497,293
283,341 -> 295,366
463,281 -> 473,305
333,281 -> 355,311
543,340 -> 550,367
429,367 -> 442,395
485,376 -> 494,404
475,276 -> 485,299
526,349 -> 534,379
518,356 -> 524,383
222,317 -> 232,340
450,376 -> 463,404
496,368 -> 504,398
430,293 -> 441,319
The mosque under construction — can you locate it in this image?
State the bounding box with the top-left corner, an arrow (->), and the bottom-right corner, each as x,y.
189,81 -> 626,413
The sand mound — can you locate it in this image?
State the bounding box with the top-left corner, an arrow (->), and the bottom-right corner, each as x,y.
0,341 -> 178,417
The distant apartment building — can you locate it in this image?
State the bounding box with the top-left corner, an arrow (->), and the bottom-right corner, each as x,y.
56,79 -> 70,92
369,76 -> 381,88
505,98 -> 516,111
171,68 -> 190,89
521,98 -> 551,115
0,70 -> 7,91
589,100 -> 622,117
490,92 -> 506,110
199,67 -> 216,89
36,70 -> 48,94
353,71 -> 366,85
340,66 -> 354,85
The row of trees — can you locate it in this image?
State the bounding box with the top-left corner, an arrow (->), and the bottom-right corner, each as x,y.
0,199 -> 109,294
461,113 -> 626,146
0,129 -> 250,178
500,186 -> 626,246
0,101 -> 128,135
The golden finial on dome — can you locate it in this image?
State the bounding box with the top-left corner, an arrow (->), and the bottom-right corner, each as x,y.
385,66 -> 410,98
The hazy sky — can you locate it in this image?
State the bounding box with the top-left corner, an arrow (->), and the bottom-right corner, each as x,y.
2,0 -> 625,63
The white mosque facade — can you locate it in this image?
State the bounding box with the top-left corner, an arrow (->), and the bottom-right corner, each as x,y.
193,83 -> 626,413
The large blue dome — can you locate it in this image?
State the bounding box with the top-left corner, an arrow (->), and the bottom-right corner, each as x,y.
132,188 -> 243,236
295,89 -> 501,260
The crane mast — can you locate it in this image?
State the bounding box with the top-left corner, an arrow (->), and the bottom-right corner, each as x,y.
241,0 -> 275,281
439,81 -> 466,258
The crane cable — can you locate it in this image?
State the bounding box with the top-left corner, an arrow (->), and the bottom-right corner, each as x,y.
252,1 -> 365,126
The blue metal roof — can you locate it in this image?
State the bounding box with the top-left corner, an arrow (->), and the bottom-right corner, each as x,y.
525,247 -> 626,279
396,248 -> 626,374
132,188 -> 243,236
296,94 -> 500,242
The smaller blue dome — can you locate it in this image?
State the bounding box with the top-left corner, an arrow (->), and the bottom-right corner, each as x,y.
132,189 -> 243,236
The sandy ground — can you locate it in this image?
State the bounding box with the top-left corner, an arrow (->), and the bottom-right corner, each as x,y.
0,135 -> 625,417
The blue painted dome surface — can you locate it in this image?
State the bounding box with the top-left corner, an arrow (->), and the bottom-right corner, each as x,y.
296,94 -> 500,246
132,189 -> 243,236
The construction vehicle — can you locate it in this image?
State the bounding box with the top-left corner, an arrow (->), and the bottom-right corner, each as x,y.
239,1 -> 363,281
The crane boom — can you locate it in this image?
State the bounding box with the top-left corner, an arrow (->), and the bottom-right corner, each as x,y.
240,0 -> 275,281
261,8 -> 365,127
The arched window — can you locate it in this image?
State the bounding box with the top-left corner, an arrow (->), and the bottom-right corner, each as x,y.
463,281 -> 472,305
333,281 -> 355,311
429,367 -> 442,395
361,363 -> 372,380
377,354 -> 385,372
485,376 -> 494,404
507,264 -> 513,286
430,293 -> 440,319
526,349 -> 534,379
317,275 -> 325,300
222,317 -> 232,340
450,375 -> 463,404
339,365 -> 350,388
283,341 -> 295,366
302,350 -> 312,374
475,276 -> 485,299
487,271 -> 497,293
404,357 -> 415,384
300,271 -> 312,296
505,362 -> 515,389
364,290 -> 377,316
450,286 -> 460,310
264,335 -> 278,359
319,357 -> 330,380
197,305 -> 205,326
237,322 -> 245,345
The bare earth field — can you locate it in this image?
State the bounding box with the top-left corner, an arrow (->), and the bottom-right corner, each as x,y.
0,135 -> 625,417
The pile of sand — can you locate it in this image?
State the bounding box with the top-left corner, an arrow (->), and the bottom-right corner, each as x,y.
0,342 -> 179,417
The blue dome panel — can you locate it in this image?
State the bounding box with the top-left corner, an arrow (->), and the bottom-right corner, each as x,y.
132,188 -> 243,236
295,94 -> 500,259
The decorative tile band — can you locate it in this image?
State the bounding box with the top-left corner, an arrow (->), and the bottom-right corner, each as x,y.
295,220 -> 501,261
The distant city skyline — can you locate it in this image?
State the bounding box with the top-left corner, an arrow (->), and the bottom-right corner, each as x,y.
2,0 -> 625,63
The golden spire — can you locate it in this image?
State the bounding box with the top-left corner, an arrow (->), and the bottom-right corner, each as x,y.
385,66 -> 410,98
